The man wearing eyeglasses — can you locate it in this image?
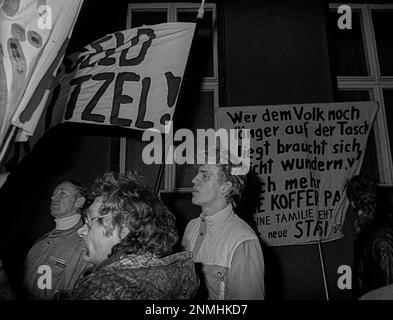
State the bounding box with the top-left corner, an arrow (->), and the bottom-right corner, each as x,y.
56,172 -> 199,300
24,180 -> 88,300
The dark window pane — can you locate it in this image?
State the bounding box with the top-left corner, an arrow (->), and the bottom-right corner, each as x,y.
160,191 -> 200,237
336,90 -> 371,102
336,90 -> 378,181
327,10 -> 369,76
174,88 -> 214,188
125,131 -> 163,190
131,10 -> 168,28
383,90 -> 393,171
110,137 -> 120,172
177,9 -> 214,78
372,11 -> 393,76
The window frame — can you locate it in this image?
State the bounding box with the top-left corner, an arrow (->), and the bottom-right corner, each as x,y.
329,3 -> 393,184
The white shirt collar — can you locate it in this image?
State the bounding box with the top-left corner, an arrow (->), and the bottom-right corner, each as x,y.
54,214 -> 81,230
201,204 -> 233,225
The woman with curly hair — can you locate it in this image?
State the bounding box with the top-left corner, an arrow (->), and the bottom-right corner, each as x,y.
346,175 -> 393,298
57,172 -> 199,300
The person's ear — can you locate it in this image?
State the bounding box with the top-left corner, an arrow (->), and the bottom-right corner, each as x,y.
119,226 -> 129,240
75,197 -> 86,209
221,181 -> 232,197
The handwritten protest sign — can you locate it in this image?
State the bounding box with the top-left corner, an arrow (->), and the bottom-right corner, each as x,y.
1,23 -> 195,173
12,22 -> 196,137
217,102 -> 378,246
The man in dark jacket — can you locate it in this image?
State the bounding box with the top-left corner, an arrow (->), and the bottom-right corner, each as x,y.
24,180 -> 88,299
346,175 -> 393,298
58,172 -> 199,300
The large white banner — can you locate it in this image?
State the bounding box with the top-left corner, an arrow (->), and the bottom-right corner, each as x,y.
217,101 -> 378,246
0,0 -> 83,147
12,22 -> 196,137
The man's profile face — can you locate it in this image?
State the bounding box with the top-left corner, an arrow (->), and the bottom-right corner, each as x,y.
50,182 -> 80,219
78,197 -> 121,265
191,164 -> 225,210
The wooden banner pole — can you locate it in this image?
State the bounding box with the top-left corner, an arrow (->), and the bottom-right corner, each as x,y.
317,239 -> 330,300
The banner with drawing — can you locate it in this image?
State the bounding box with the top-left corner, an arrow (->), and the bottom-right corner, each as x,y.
0,0 -> 83,149
216,101 -> 378,246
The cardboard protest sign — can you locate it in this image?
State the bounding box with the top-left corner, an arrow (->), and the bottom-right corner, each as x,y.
0,0 -> 83,149
12,22 -> 196,137
217,102 -> 378,246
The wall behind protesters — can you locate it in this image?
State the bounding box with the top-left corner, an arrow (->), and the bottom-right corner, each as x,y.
0,0 -> 130,298
222,0 -> 353,299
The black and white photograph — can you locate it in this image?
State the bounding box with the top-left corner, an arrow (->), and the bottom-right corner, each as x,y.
1,0 -> 393,309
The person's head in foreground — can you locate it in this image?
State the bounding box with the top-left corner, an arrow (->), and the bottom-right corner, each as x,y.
78,171 -> 179,264
346,175 -> 377,233
191,147 -> 247,216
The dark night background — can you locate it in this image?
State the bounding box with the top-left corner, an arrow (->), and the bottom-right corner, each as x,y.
1,0 -> 392,300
